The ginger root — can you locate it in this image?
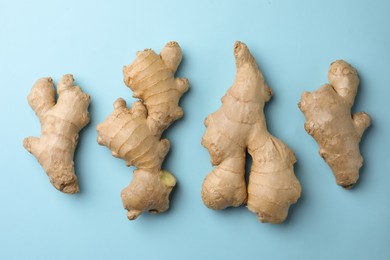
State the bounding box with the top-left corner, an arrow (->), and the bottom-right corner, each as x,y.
23,75 -> 90,194
299,60 -> 371,189
97,42 -> 188,220
201,42 -> 301,224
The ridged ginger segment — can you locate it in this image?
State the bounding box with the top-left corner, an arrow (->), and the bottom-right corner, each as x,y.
97,42 -> 188,220
23,75 -> 90,194
201,41 -> 301,224
298,60 -> 371,189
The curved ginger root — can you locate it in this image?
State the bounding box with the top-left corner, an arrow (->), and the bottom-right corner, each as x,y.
299,60 -> 371,189
201,42 -> 301,223
23,75 -> 90,194
97,42 -> 188,220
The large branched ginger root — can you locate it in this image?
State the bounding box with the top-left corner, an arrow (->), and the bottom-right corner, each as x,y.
23,75 -> 90,194
97,42 -> 188,220
201,41 -> 301,223
298,60 -> 371,189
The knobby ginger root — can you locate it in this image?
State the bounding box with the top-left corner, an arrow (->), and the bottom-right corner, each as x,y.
23,75 -> 90,194
201,42 -> 301,224
299,60 -> 371,189
97,42 -> 188,220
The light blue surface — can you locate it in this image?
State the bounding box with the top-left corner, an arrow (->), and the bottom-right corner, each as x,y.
1,0 -> 389,259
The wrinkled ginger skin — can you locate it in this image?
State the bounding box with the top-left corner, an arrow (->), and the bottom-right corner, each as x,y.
23,75 -> 90,194
97,42 -> 188,220
299,60 -> 371,189
201,42 -> 301,223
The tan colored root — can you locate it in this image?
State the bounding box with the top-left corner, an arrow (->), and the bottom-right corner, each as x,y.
23,75 -> 90,194
97,41 -> 188,220
201,42 -> 301,223
299,60 -> 371,188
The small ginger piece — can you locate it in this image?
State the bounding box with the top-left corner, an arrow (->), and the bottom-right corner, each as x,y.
201,41 -> 301,224
23,75 -> 90,194
97,42 -> 188,220
299,60 -> 371,189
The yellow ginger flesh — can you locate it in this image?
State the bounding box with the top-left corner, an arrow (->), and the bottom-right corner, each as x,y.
23,75 -> 90,194
97,41 -> 188,220
201,41 -> 301,224
299,60 -> 371,189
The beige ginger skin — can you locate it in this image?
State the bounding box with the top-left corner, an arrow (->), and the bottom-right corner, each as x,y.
23,75 -> 90,194
299,60 -> 371,189
201,41 -> 301,224
97,42 -> 189,220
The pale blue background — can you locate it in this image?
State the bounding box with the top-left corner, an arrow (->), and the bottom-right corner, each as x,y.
1,0 -> 389,259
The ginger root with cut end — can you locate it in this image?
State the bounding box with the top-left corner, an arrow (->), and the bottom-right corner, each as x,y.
97,41 -> 188,220
23,75 -> 90,194
201,41 -> 301,224
298,60 -> 371,189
